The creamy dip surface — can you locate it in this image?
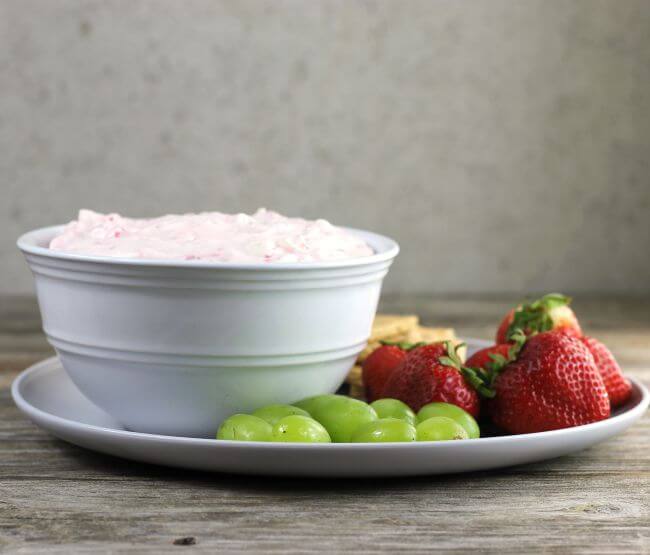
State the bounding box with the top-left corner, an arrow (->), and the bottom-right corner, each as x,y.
49,209 -> 374,263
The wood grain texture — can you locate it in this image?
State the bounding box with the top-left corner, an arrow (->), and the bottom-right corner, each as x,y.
1,295 -> 649,554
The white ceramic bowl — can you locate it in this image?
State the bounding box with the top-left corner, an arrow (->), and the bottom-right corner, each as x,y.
18,225 -> 399,437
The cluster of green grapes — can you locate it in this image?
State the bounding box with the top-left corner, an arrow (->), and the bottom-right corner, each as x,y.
216,395 -> 480,443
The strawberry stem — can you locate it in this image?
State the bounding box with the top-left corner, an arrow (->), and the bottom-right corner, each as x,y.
438,341 -> 499,398
438,340 -> 464,369
506,293 -> 571,341
379,340 -> 427,350
460,367 -> 496,398
461,328 -> 527,398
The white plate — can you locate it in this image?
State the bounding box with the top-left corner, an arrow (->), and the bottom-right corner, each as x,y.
12,340 -> 649,477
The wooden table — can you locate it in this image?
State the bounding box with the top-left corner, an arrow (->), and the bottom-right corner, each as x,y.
1,295 -> 649,553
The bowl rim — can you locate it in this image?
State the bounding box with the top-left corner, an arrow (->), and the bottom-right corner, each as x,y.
17,224 -> 399,271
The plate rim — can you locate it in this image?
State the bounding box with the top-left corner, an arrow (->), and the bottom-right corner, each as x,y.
11,350 -> 649,451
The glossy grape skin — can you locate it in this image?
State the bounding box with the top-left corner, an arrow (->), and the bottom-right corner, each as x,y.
252,404 -> 310,426
305,395 -> 378,442
370,399 -> 417,426
271,415 -> 331,443
351,418 -> 417,443
416,416 -> 469,441
417,402 -> 480,439
293,394 -> 340,416
216,414 -> 272,441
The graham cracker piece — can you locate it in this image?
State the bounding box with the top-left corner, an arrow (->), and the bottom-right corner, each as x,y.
345,364 -> 363,388
369,314 -> 419,343
404,325 -> 455,344
348,381 -> 366,401
345,365 -> 366,400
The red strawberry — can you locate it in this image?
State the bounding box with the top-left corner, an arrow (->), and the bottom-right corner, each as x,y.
362,344 -> 409,402
581,336 -> 632,408
466,330 -> 527,382
496,293 -> 582,344
466,343 -> 513,372
488,331 -> 610,434
495,309 -> 516,345
382,342 -> 480,417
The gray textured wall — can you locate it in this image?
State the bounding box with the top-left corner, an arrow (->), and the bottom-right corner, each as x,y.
2,0 -> 649,295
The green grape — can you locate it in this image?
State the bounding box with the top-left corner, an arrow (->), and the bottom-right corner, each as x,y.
417,402 -> 480,439
252,404 -> 310,426
351,418 -> 417,443
216,414 -> 272,441
293,394 -> 339,415
271,415 -> 331,443
307,395 -> 378,442
370,399 -> 417,426
416,416 -> 469,442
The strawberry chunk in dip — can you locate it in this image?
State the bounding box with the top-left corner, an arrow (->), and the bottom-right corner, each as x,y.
49,209 -> 374,263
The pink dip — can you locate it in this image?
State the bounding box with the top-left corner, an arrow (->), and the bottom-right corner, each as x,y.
49,209 -> 374,263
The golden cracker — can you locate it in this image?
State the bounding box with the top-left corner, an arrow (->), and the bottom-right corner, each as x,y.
344,366 -> 365,400
348,381 -> 366,401
369,314 -> 419,343
345,364 -> 363,388
404,325 -> 455,343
